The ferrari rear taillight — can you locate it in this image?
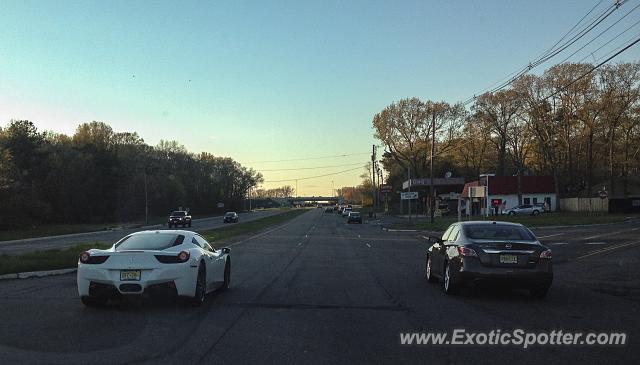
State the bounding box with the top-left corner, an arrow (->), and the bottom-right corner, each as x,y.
79,251 -> 109,264
177,251 -> 190,263
80,251 -> 90,263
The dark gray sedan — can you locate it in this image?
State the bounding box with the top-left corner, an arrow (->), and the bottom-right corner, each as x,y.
425,221 -> 553,298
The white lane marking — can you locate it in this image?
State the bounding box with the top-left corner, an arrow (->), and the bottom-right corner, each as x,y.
551,242 -> 569,245
537,233 -> 564,239
305,234 -> 308,238
585,242 -> 607,245
583,228 -> 634,240
358,234 -> 361,238
632,228 -> 639,231
366,243 -> 371,248
297,242 -> 302,247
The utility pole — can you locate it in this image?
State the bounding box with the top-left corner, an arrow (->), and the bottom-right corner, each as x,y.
429,114 -> 436,224
371,145 -> 377,211
144,169 -> 148,225
407,167 -> 411,221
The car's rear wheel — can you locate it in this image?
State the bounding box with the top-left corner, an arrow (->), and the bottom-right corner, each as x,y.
532,210 -> 540,216
508,211 -> 515,216
191,265 -> 206,306
221,260 -> 231,291
530,284 -> 550,299
81,296 -> 107,307
426,256 -> 438,283
442,262 -> 459,295
188,222 -> 192,227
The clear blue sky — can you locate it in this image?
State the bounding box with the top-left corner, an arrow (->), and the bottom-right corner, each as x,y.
2,0 -> 639,195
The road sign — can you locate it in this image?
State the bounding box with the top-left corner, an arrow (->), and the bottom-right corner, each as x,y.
401,192 -> 418,200
380,184 -> 393,193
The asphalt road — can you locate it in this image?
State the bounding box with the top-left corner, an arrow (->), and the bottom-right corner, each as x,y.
0,209 -> 283,255
0,209 -> 638,364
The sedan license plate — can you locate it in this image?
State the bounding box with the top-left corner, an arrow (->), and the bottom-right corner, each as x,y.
120,270 -> 141,281
499,254 -> 518,264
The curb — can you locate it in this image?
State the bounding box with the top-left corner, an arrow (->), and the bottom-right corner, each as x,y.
0,268 -> 76,280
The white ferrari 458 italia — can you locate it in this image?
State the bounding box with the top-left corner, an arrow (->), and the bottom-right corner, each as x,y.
77,230 -> 230,307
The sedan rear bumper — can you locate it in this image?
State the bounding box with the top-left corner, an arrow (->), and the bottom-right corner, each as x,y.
454,258 -> 553,287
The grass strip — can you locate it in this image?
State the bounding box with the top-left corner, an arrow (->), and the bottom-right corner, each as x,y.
0,243 -> 110,276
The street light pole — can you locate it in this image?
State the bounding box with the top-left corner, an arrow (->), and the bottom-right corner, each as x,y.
144,169 -> 148,225
429,113 -> 436,224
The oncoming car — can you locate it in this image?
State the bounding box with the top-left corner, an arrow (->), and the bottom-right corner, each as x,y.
77,230 -> 231,307
425,221 -> 552,298
223,211 -> 239,223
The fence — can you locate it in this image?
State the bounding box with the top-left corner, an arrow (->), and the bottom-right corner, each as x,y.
559,197 -> 608,212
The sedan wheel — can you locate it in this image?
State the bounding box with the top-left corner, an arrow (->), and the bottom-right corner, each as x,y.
426,256 -> 437,283
508,211 -> 515,216
442,262 -> 459,295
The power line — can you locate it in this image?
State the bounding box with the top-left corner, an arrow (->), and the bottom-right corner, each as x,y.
468,0 -> 607,102
545,34 -> 640,100
262,166 -> 365,183
243,152 -> 369,164
578,17 -> 640,63
258,162 -> 364,172
463,0 -> 626,105
556,2 -> 640,65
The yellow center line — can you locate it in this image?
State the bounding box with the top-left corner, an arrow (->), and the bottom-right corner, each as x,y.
576,241 -> 640,260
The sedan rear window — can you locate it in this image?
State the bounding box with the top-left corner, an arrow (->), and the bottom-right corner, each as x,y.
463,225 -> 535,241
116,233 -> 185,250
171,211 -> 186,216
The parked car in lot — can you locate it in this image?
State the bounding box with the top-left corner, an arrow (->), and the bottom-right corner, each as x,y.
341,207 -> 352,217
77,230 -> 231,307
223,211 -> 239,223
347,211 -> 362,224
324,207 -> 333,213
425,221 -> 552,298
502,204 -> 542,216
167,210 -> 191,228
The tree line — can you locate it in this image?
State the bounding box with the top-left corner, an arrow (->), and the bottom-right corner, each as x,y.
372,62 -> 640,207
0,120 -> 262,228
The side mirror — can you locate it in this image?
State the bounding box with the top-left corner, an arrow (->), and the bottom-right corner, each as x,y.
221,247 -> 231,254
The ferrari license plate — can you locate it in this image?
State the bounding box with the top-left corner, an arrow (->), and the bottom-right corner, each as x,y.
499,254 -> 518,264
120,270 -> 141,281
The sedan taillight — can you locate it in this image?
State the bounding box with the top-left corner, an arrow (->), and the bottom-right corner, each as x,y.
457,247 -> 478,257
540,249 -> 552,259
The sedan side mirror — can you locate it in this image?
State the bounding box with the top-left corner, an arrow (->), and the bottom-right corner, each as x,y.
221,247 -> 231,254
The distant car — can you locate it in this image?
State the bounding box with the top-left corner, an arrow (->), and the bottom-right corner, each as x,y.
347,211 -> 362,224
77,230 -> 231,306
438,204 -> 450,216
425,221 -> 552,298
223,212 -> 239,223
341,207 -> 352,217
503,204 -> 542,216
168,210 -> 191,228
337,206 -> 344,214
324,207 -> 333,213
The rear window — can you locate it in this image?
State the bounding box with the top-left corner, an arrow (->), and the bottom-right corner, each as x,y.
463,225 -> 535,241
171,211 -> 186,216
116,233 -> 185,250
225,212 -> 236,217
